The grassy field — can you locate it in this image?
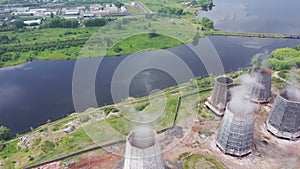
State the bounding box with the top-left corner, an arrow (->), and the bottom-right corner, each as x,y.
107,33 -> 183,56
79,14 -> 198,58
0,14 -> 198,67
182,154 -> 227,169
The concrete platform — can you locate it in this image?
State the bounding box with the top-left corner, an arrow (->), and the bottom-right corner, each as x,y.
205,101 -> 224,116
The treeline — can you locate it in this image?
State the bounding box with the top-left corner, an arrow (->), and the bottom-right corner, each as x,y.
40,17 -> 79,28
0,19 -> 26,32
158,7 -> 184,16
268,45 -> 300,71
192,0 -> 214,11
83,18 -> 106,27
0,38 -> 87,64
0,125 -> 12,149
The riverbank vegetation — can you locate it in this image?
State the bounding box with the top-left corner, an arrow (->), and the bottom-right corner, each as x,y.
203,30 -> 285,38
268,45 -> 300,71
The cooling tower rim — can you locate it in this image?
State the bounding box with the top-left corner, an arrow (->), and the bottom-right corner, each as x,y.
226,104 -> 255,117
215,76 -> 234,86
252,66 -> 271,75
127,130 -> 157,150
278,89 -> 300,104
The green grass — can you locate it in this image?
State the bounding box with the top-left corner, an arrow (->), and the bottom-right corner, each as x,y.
106,33 -> 183,56
198,130 -> 214,137
106,115 -> 132,136
0,140 -> 19,159
183,154 -> 227,169
135,101 -> 150,111
126,5 -> 145,13
272,77 -> 287,90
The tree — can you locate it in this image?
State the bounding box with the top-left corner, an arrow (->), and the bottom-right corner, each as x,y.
83,18 -> 106,27
198,0 -> 214,11
148,29 -> 158,38
14,19 -> 24,29
0,126 -> 12,141
50,12 -> 54,18
114,1 -> 124,8
0,35 -> 10,44
202,17 -> 214,30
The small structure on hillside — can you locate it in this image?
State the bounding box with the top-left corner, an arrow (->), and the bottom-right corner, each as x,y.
266,89 -> 300,140
216,104 -> 254,156
123,127 -> 165,169
205,76 -> 234,116
245,67 -> 272,103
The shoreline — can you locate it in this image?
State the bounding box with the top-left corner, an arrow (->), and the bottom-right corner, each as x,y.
203,30 -> 300,39
1,30 -> 300,70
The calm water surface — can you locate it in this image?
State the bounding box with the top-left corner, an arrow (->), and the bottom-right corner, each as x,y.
1,36 -> 300,134
198,0 -> 300,34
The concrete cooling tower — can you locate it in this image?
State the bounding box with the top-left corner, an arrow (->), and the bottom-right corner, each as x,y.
216,105 -> 254,156
246,67 -> 272,103
266,89 -> 300,140
205,76 -> 234,116
123,127 -> 165,169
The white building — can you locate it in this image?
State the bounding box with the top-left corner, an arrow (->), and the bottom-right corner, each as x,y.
24,19 -> 42,26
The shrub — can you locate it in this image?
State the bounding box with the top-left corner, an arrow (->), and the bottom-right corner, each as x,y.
41,140 -> 55,153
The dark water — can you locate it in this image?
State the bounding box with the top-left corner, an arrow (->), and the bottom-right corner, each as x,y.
1,36 -> 300,135
198,0 -> 300,34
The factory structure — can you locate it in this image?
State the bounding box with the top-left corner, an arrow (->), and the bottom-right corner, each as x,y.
205,76 -> 234,116
266,89 -> 300,140
216,104 -> 254,156
123,128 -> 165,169
119,66 -> 299,169
245,67 -> 272,103
208,66 -> 299,157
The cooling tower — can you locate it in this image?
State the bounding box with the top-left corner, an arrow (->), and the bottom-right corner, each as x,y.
205,76 -> 234,116
123,128 -> 165,169
266,89 -> 300,140
246,67 -> 272,103
216,105 -> 254,156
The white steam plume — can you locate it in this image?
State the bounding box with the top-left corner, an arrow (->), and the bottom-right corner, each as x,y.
228,74 -> 257,114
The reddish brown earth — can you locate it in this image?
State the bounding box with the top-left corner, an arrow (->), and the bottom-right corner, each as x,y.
69,152 -> 122,169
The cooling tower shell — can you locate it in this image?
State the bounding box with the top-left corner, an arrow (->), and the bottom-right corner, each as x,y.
266,90 -> 300,140
246,67 -> 272,103
216,106 -> 254,156
206,76 -> 234,116
123,131 -> 165,169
